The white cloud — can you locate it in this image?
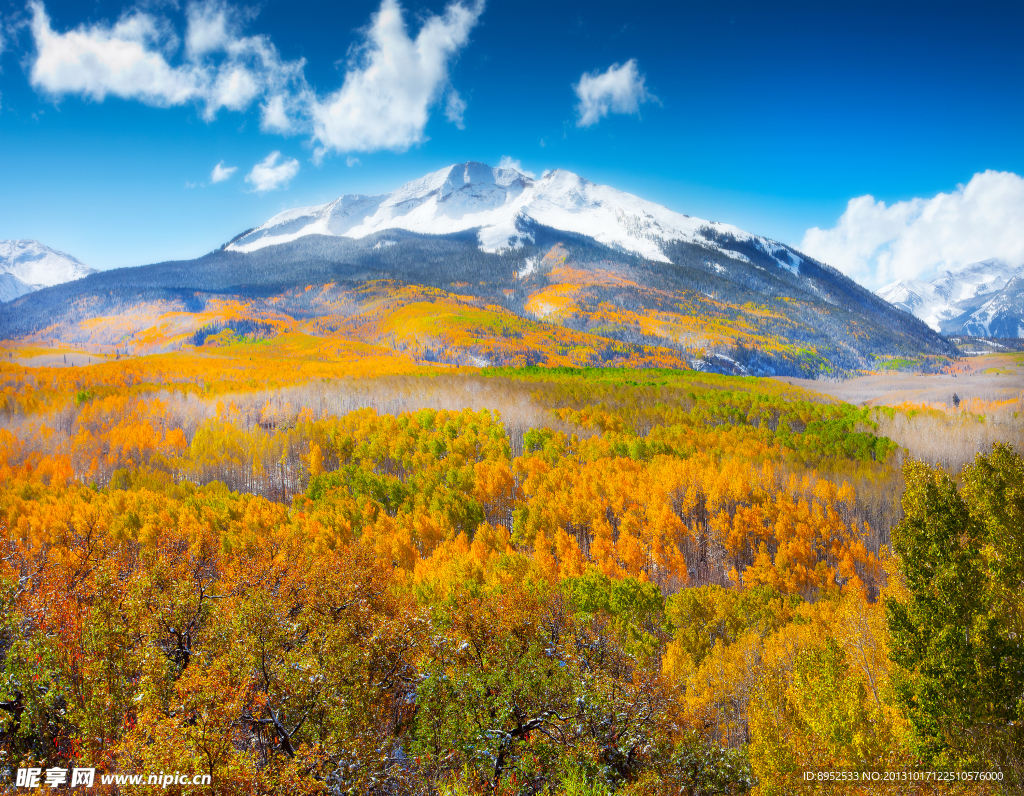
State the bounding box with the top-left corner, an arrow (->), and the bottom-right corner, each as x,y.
800,171 -> 1024,289
574,59 -> 654,127
245,151 -> 299,193
30,3 -> 198,106
445,89 -> 467,129
210,160 -> 237,182
27,0 -> 482,159
260,93 -> 299,134
309,0 -> 484,158
28,0 -> 306,123
185,0 -> 236,59
346,155 -> 361,167
497,155 -> 534,179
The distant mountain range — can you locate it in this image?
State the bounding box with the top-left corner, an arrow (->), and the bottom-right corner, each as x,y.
1,163 -> 955,375
876,258 -> 1024,338
0,240 -> 96,302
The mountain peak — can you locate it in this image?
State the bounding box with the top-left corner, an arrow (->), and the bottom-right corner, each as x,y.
876,257 -> 1024,336
0,239 -> 96,302
226,161 -> 767,266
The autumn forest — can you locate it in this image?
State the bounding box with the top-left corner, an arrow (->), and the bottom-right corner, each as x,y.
0,342 -> 1022,795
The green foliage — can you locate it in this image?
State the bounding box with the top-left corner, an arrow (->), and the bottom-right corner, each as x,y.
486,366 -> 898,465
556,766 -> 615,796
790,638 -> 875,762
563,569 -> 662,617
886,446 -> 1024,783
411,592 -> 678,792
307,464 -> 409,513
562,569 -> 666,658
107,466 -> 180,494
874,356 -> 920,372
311,407 -> 507,537
664,730 -> 755,795
961,443 -> 1024,637
524,427 -> 555,453
666,585 -> 794,670
0,573 -> 75,767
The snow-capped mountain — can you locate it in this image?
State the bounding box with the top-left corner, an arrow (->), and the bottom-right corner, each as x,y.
0,240 -> 96,302
2,161 -> 955,374
958,276 -> 1024,338
877,258 -> 1024,337
228,162 -> 803,273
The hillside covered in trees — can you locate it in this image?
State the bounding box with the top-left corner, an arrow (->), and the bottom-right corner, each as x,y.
0,221 -> 954,378
0,348 -> 1021,794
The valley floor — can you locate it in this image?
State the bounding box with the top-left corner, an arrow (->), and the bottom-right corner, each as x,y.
773,352 -> 1024,408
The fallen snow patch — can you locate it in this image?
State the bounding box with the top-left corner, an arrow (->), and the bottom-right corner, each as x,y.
518,257 -> 539,278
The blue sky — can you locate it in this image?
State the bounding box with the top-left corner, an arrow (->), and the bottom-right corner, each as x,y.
1,0 -> 1022,287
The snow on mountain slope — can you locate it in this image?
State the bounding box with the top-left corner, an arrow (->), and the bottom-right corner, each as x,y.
228,162 -> 798,271
876,278 -> 949,330
0,273 -> 34,303
958,276 -> 1024,338
0,240 -> 96,301
877,258 -> 1024,333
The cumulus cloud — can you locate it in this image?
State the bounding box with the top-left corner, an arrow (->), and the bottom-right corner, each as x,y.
574,59 -> 655,127
800,171 -> 1024,289
28,0 -> 307,126
497,155 -> 534,179
309,0 -> 483,159
210,160 -> 237,182
30,3 -> 197,106
26,0 -> 481,156
245,151 -> 299,192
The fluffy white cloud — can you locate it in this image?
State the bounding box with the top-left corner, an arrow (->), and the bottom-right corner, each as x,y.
497,155 -> 534,179
185,0 -> 238,59
800,171 -> 1024,289
445,89 -> 467,129
260,93 -> 300,134
245,151 -> 299,192
30,3 -> 198,106
28,0 -> 306,124
210,160 -> 237,182
309,0 -> 484,158
27,0 -> 481,157
574,59 -> 654,127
